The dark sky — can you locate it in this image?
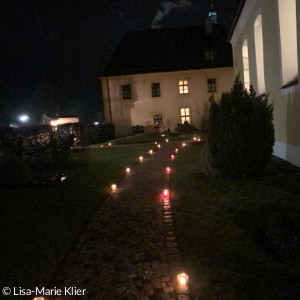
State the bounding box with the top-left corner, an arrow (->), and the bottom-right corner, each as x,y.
0,0 -> 236,124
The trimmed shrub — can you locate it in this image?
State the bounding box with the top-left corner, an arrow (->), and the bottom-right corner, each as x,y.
88,123 -> 115,144
207,76 -> 274,177
175,122 -> 199,134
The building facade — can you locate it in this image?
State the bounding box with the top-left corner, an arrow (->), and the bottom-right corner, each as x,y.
100,24 -> 234,137
230,0 -> 300,166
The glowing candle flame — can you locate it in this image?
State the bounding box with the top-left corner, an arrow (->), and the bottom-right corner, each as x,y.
177,273 -> 189,292
155,141 -> 157,145
165,139 -> 169,143
139,156 -> 143,162
171,154 -> 175,160
175,148 -> 178,153
163,189 -> 169,197
108,143 -> 112,146
100,144 -> 104,148
111,184 -> 117,191
193,137 -> 197,141
149,150 -> 153,155
157,144 -> 161,149
60,175 -> 67,182
182,142 -> 186,147
197,138 -> 201,142
166,167 -> 171,174
126,167 -> 130,174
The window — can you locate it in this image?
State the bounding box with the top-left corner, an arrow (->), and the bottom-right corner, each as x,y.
179,80 -> 189,94
180,107 -> 190,124
254,14 -> 265,94
207,78 -> 216,92
153,114 -> 163,128
278,0 -> 298,86
205,50 -> 214,61
151,83 -> 161,97
242,39 -> 250,91
122,84 -> 131,99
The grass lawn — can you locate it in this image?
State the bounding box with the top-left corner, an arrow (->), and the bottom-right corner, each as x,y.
170,143 -> 300,300
0,143 -> 152,288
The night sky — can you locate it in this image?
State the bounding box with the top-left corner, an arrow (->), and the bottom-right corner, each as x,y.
0,0 -> 236,125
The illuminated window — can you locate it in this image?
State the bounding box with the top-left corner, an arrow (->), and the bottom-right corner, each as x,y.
180,107 -> 190,124
254,14 -> 265,94
242,39 -> 250,91
207,78 -> 216,92
153,114 -> 163,128
151,83 -> 161,97
205,50 -> 214,61
179,80 -> 189,94
278,0 -> 298,86
122,84 -> 131,99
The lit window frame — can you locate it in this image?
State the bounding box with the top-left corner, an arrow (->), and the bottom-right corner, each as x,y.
180,107 -> 191,124
179,80 -> 189,94
151,83 -> 161,97
122,84 -> 131,100
207,78 -> 216,92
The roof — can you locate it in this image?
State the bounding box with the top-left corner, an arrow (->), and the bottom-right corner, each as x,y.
102,24 -> 233,77
227,0 -> 246,42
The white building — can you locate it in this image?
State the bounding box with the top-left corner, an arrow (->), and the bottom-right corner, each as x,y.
229,0 -> 300,167
100,24 -> 234,137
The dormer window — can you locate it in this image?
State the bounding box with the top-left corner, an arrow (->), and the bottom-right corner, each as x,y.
205,50 -> 214,61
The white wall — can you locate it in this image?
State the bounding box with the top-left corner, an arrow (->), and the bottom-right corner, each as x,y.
101,67 -> 233,137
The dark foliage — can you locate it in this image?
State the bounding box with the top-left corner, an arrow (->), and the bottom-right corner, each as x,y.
88,123 -> 115,144
175,122 -> 199,134
207,76 -> 274,177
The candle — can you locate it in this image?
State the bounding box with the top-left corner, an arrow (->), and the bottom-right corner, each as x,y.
155,141 -> 158,145
193,137 -> 197,141
175,148 -> 178,153
149,149 -> 153,155
126,167 -> 130,174
111,184 -> 117,192
166,167 -> 171,174
165,139 -> 169,143
33,298 -> 45,300
163,189 -> 169,197
100,144 -> 104,147
157,144 -> 161,149
182,142 -> 186,147
171,154 -> 175,160
177,273 -> 189,292
108,143 -> 112,146
139,156 -> 143,162
197,138 -> 201,142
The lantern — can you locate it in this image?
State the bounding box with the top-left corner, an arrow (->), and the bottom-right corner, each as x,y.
126,167 -> 130,174
177,273 -> 189,292
166,167 -> 171,174
175,148 -> 178,153
111,184 -> 117,192
171,154 -> 175,160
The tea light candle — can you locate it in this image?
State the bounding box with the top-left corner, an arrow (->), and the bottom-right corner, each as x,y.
171,154 -> 175,160
157,144 -> 161,149
149,149 -> 153,155
111,184 -> 117,191
139,156 -> 144,162
155,141 -> 157,145
175,148 -> 178,153
177,273 -> 189,292
197,138 -> 201,142
182,142 -> 186,147
193,137 -> 197,141
163,189 -> 169,197
165,139 -> 169,143
126,167 -> 130,174
166,167 -> 171,174
108,143 -> 112,146
33,298 -> 45,300
100,144 -> 104,148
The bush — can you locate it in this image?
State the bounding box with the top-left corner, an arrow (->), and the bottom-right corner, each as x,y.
88,123 -> 115,144
175,122 -> 198,134
207,76 -> 274,177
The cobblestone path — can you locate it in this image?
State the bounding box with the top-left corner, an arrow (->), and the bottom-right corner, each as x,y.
47,142 -> 191,300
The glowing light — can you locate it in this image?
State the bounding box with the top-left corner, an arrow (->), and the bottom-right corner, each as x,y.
60,175 -> 67,182
108,143 -> 112,146
177,273 -> 189,292
166,167 -> 171,174
111,184 -> 117,191
157,144 -> 161,149
182,142 -> 186,147
163,189 -> 169,197
126,167 -> 130,174
197,138 -> 201,142
165,139 -> 169,143
100,144 -> 104,148
33,298 -> 45,300
193,137 -> 197,141
171,154 -> 175,160
19,115 -> 29,122
155,141 -> 158,145
175,148 -> 178,153
139,156 -> 144,162
149,150 -> 153,155
50,120 -> 58,126
161,134 -> 165,137
94,121 -> 99,125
